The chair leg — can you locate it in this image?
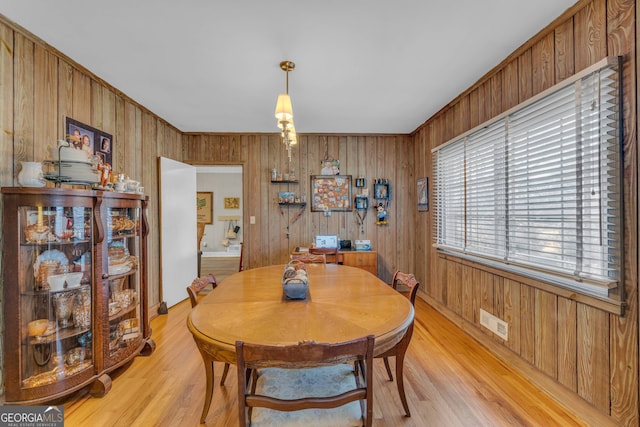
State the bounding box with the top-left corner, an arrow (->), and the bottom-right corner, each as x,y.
220,362 -> 230,386
395,352 -> 410,417
383,356 -> 393,381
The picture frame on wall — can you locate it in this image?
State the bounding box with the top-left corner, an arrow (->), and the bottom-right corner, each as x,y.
224,197 -> 240,209
196,192 -> 213,224
65,117 -> 113,166
417,177 -> 429,211
374,181 -> 390,200
310,175 -> 353,212
355,195 -> 368,210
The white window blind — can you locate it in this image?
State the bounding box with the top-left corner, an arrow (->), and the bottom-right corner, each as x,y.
466,120 -> 507,257
433,139 -> 465,249
432,57 -> 622,296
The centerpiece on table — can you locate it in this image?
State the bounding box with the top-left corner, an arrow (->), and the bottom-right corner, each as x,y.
282,261 -> 309,299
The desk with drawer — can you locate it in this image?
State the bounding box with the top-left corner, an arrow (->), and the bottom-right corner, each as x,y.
291,250 -> 377,275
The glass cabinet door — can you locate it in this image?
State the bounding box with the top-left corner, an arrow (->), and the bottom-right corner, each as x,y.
105,205 -> 142,364
19,204 -> 93,389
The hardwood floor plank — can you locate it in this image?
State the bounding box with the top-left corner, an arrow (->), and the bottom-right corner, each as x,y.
59,297 -> 590,426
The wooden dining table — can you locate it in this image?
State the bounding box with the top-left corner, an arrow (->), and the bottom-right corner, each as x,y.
187,263 -> 415,423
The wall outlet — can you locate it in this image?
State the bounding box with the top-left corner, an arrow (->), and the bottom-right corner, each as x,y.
480,309 -> 508,341
250,216 -> 256,224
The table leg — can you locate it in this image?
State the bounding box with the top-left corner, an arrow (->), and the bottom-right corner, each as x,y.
199,353 -> 215,423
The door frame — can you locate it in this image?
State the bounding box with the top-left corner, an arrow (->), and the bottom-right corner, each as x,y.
190,161 -> 247,269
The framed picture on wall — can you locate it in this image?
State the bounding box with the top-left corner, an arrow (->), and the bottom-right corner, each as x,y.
310,175 -> 352,212
224,197 -> 240,209
64,117 -> 113,166
417,177 -> 428,211
196,192 -> 213,224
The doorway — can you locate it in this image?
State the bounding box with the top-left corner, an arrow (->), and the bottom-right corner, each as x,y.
196,165 -> 243,251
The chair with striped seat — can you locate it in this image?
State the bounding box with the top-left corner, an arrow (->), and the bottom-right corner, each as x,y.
236,335 -> 375,427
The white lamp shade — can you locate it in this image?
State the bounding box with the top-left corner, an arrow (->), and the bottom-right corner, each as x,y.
275,94 -> 293,121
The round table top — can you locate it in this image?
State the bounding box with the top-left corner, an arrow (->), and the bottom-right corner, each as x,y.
187,264 -> 414,361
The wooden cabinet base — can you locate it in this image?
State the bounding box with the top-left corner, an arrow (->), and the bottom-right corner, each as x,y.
140,338 -> 157,356
89,374 -> 112,397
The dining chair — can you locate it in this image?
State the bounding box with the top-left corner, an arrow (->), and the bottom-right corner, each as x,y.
186,273 -> 217,307
188,274 -> 233,423
290,253 -> 327,264
239,242 -> 244,271
377,271 -> 420,417
309,246 -> 339,264
236,335 -> 375,427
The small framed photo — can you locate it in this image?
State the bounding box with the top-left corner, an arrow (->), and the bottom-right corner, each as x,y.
355,196 -> 368,210
224,197 -> 240,209
374,182 -> 390,200
65,117 -> 113,166
320,158 -> 340,175
278,192 -> 295,204
417,177 -> 429,211
355,177 -> 366,188
197,192 -> 213,224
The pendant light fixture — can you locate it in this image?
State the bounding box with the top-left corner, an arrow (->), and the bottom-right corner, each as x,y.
275,60 -> 297,161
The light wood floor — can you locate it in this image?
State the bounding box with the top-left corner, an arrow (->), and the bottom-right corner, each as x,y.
60,296 -> 591,426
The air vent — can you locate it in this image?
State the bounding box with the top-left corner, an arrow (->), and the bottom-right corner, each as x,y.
480,309 -> 508,341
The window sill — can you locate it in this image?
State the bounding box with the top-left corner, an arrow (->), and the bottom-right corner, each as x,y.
437,250 -> 625,316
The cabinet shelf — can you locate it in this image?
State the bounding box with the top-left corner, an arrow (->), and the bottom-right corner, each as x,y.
28,325 -> 91,345
21,238 -> 92,247
278,202 -> 306,207
109,303 -> 138,321
23,284 -> 91,297
271,180 -> 299,184
108,231 -> 137,238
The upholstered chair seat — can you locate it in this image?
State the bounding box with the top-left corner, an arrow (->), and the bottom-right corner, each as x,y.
250,365 -> 363,427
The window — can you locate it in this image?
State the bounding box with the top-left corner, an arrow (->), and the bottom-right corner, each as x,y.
433,57 -> 622,298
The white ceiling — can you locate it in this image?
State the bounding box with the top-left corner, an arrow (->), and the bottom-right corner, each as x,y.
0,0 -> 576,134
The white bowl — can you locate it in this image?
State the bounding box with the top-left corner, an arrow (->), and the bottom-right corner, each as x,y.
47,272 -> 83,291
65,272 -> 83,288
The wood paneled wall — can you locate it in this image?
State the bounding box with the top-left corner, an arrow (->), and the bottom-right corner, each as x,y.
0,17 -> 184,322
182,133 -> 414,284
0,1 -> 638,424
412,0 -> 638,425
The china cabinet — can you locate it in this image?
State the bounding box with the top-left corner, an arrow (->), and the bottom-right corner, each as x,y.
1,187 -> 154,404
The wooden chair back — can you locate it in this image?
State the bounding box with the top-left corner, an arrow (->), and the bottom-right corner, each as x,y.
186,273 -> 217,308
290,253 -> 327,264
309,247 -> 339,263
236,335 -> 374,427
238,242 -> 244,272
391,271 -> 420,305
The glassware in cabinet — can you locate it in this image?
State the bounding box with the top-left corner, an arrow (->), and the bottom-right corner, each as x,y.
2,188 -> 154,403
1,188 -> 96,403
103,199 -> 144,367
